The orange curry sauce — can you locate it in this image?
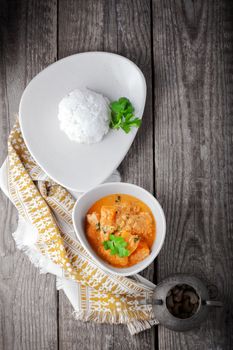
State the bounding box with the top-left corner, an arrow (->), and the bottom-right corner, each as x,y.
85,194 -> 156,268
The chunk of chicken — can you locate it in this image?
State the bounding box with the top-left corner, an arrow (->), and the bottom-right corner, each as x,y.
115,230 -> 140,255
128,241 -> 150,265
127,212 -> 154,245
98,245 -> 128,267
100,206 -> 116,241
86,212 -> 100,227
128,212 -> 152,233
116,201 -> 140,217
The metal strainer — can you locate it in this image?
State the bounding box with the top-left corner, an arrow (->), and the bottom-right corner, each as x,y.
144,274 -> 222,331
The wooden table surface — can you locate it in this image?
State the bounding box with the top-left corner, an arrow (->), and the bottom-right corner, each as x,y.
0,0 -> 233,349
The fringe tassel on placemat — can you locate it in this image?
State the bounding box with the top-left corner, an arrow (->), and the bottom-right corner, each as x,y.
12,216 -> 52,274
73,310 -> 159,335
127,319 -> 159,335
73,307 -> 155,325
13,232 -> 49,274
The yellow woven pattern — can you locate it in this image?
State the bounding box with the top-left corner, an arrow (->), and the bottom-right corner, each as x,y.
8,121 -> 155,324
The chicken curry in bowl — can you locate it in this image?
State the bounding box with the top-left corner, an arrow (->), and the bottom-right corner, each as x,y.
85,194 -> 156,268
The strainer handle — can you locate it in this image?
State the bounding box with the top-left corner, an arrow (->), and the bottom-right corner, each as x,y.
139,299 -> 163,306
152,299 -> 163,305
204,300 -> 223,307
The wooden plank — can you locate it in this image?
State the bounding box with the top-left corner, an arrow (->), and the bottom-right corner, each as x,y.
58,0 -> 155,349
152,0 -> 233,349
0,1 -> 58,349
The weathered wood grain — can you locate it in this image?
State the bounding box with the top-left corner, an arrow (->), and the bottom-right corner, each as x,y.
1,0 -> 233,349
0,1 -> 58,349
153,0 -> 233,349
58,0 -> 155,349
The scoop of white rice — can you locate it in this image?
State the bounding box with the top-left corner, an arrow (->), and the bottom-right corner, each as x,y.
58,88 -> 110,144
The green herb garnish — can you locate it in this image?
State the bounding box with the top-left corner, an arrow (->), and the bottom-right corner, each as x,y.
134,236 -> 140,243
109,97 -> 142,133
103,234 -> 129,257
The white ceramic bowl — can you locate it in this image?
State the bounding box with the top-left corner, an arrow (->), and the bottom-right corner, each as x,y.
72,182 -> 166,276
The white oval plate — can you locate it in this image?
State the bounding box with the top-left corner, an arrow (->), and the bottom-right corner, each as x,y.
19,52 -> 146,192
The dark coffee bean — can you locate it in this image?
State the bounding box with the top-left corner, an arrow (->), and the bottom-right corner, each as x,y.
183,298 -> 194,313
174,290 -> 183,302
166,295 -> 174,308
192,303 -> 199,313
183,291 -> 199,304
172,287 -> 180,295
173,302 -> 182,316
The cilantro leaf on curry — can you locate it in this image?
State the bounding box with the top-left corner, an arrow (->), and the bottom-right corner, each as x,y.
103,234 -> 130,257
109,97 -> 142,134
